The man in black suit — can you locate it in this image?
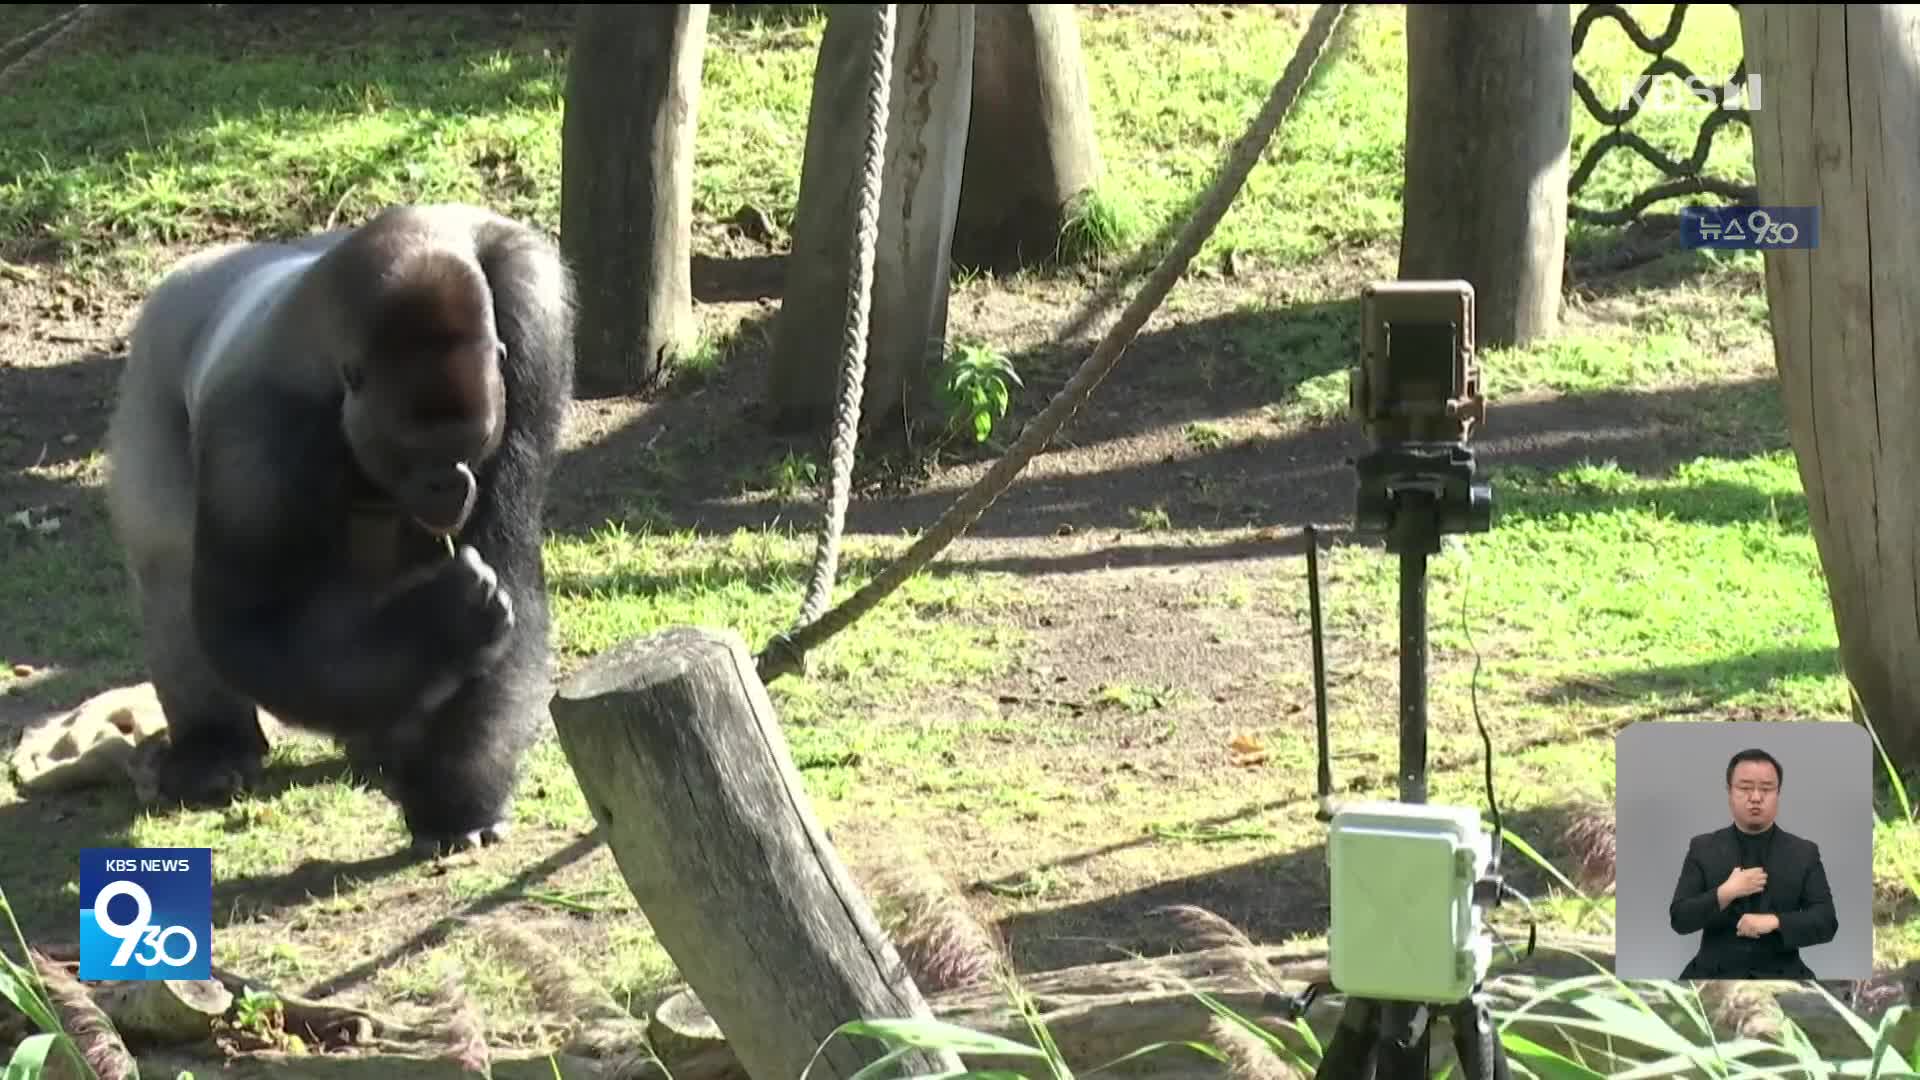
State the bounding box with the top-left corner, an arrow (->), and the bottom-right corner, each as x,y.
1668,747 -> 1838,979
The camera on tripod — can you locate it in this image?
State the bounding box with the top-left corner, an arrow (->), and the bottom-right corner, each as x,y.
1347,280 -> 1493,551
1298,280 -> 1517,1078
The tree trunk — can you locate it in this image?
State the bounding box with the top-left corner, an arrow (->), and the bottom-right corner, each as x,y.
1740,5 -> 1920,769
951,4 -> 1102,273
561,4 -> 707,398
1398,4 -> 1570,349
768,3 -> 976,437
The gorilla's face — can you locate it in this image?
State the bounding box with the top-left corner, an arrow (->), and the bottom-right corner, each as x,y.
340,336 -> 504,537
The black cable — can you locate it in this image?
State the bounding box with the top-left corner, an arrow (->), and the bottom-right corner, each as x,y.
1461,549 -> 1503,867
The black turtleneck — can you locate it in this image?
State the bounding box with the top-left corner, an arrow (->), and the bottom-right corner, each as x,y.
1730,823 -> 1776,916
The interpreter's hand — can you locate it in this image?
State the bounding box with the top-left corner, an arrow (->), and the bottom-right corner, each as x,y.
1736,913 -> 1780,938
1720,865 -> 1767,904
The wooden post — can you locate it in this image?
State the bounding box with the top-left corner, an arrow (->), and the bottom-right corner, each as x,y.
549,627 -> 961,1080
1740,5 -> 1920,767
768,3 -> 976,436
952,4 -> 1104,272
1398,4 -> 1570,349
560,4 -> 708,398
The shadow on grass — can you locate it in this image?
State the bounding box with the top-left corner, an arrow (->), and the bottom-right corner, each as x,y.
292,828 -> 605,1001
0,319 -> 1803,733
0,755 -> 363,944
574,372 -> 1795,585
1537,645 -> 1840,712
552,270 -> 1791,544
981,803 -> 1608,975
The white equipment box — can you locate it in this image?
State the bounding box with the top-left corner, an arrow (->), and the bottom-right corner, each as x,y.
1327,800 -> 1495,1004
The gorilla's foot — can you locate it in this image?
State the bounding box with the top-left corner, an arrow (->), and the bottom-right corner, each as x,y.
153,732 -> 267,807
409,821 -> 511,859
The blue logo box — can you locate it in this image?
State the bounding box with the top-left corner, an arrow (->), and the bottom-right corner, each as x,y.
1681,205 -> 1818,250
79,848 -> 212,981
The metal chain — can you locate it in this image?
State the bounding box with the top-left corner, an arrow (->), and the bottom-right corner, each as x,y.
1568,2 -> 1757,226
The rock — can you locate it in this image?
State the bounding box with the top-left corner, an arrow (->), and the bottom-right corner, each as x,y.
8,683 -> 281,797
9,683 -> 173,794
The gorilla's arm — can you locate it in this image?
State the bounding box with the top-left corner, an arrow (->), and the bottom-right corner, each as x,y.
186,385 -> 510,725
460,217 -> 573,596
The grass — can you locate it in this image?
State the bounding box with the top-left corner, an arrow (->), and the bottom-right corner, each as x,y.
2,3 -> 1917,1076
0,3 -> 1756,274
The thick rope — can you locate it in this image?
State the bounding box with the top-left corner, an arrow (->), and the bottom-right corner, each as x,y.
789,4 -> 896,646
757,3 -> 1353,685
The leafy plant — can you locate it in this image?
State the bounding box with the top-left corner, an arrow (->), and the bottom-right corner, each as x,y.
1,886 -> 95,1080
934,341 -> 1023,446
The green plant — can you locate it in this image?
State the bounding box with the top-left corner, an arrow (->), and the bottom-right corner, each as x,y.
232,987 -> 283,1035
935,341 -> 1023,445
1055,187 -> 1139,266
1,886 -> 95,1079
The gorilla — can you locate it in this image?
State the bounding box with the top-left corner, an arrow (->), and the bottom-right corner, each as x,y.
103,202 -> 575,857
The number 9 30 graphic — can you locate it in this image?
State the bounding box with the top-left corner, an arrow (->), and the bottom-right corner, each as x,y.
92,880 -> 199,968
1745,209 -> 1800,246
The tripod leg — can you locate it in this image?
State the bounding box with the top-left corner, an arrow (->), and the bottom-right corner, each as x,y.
1447,992 -> 1512,1080
1375,1002 -> 1432,1080
1314,998 -> 1381,1080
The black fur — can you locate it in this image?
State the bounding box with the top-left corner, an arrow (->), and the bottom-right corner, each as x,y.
105,203 -> 575,856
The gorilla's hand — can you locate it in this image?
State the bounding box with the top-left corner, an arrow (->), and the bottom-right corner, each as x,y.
406,544 -> 516,676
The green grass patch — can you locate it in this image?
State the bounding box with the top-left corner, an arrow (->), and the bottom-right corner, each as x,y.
1289,447 -> 1848,816
0,4 -> 1756,280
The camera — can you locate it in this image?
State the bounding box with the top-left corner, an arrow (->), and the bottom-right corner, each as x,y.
1347,280 -> 1493,549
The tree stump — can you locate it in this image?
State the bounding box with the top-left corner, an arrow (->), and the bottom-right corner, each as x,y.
561,3 -> 708,397
1740,4 -> 1920,769
549,626 -> 959,1080
768,3 -> 977,437
1398,3 -> 1570,349
952,4 -> 1103,272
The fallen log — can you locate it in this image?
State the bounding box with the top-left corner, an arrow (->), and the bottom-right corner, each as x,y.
125,1049 -> 615,1079
35,944 -> 435,1053
645,936 -> 1918,1077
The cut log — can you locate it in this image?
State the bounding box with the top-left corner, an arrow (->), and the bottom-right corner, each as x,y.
92,978 -> 233,1045
1398,4 -> 1570,349
1739,5 -> 1920,770
549,626 -> 959,1079
768,3 -> 977,437
952,4 -> 1103,272
648,986 -> 727,1064
561,3 -> 709,397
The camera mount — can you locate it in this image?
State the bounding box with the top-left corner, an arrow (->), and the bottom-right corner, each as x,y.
1307,280 -> 1510,1080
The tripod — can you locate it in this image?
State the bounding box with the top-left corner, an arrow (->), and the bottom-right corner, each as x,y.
1309,444 -> 1511,1080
